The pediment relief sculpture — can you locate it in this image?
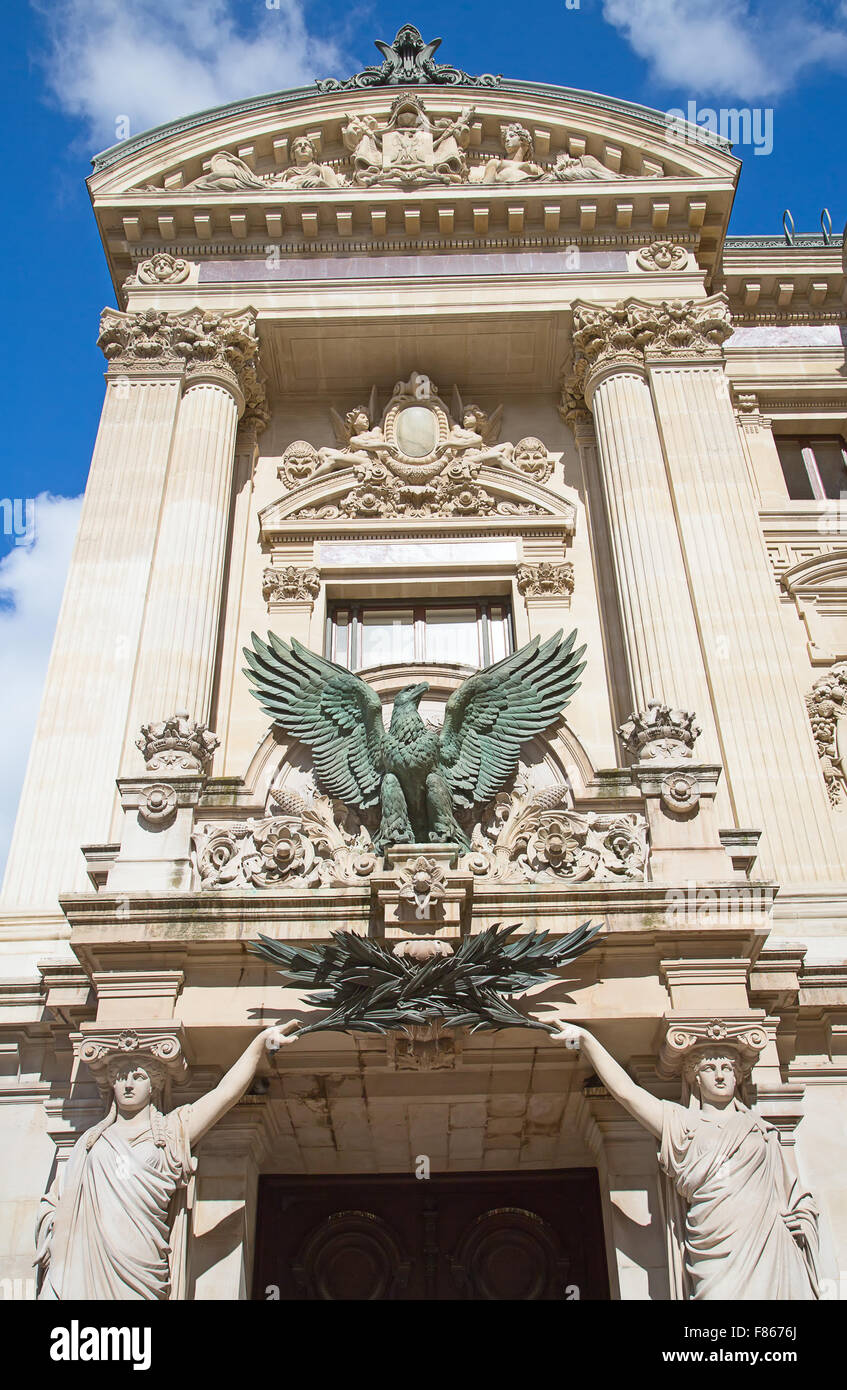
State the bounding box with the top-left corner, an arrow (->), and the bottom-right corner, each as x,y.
343,95 -> 475,187
134,97 -> 658,195
274,373 -> 561,521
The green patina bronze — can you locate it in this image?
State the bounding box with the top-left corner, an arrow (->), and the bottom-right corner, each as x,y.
242,629 -> 587,852
250,920 -> 602,1037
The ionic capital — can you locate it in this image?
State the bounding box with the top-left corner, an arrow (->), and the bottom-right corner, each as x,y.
657,1014 -> 768,1081
74,1023 -> 188,1094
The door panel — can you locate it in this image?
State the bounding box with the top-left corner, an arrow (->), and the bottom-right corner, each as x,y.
253,1169 -> 609,1300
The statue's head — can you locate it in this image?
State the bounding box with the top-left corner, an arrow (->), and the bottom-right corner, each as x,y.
462,405 -> 485,431
503,123 -> 533,158
347,406 -> 371,435
396,681 -> 429,707
291,135 -> 316,165
684,1048 -> 743,1105
107,1056 -> 166,1117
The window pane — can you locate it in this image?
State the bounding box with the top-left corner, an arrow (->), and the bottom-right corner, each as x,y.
812,440 -> 847,500
776,439 -> 815,499
359,609 -> 414,668
424,608 -> 480,666
488,605 -> 510,664
333,611 -> 349,667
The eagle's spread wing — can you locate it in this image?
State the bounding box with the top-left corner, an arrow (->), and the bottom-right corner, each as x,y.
438,630 -> 586,807
242,634 -> 384,808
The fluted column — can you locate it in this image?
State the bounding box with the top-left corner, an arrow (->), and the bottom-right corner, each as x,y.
2,314 -> 186,907
119,311 -> 265,782
568,305 -> 722,775
644,308 -> 845,882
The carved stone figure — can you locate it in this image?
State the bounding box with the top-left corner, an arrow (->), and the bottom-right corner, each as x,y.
550,149 -> 622,181
242,630 -> 586,852
635,240 -> 690,271
280,373 -> 557,521
132,253 -> 192,285
343,95 -> 474,187
550,1022 -> 821,1300
475,123 -> 545,185
183,150 -> 266,191
275,135 -> 345,189
806,662 -> 847,806
35,1025 -> 299,1299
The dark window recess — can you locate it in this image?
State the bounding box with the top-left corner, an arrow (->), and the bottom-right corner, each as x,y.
776,436 -> 847,501
326,599 -> 514,672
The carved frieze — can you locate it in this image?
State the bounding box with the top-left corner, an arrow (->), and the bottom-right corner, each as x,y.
193,791 -> 378,890
279,372 -> 557,521
262,566 -> 321,603
516,562 -> 574,598
807,663 -> 847,806
462,780 -> 648,884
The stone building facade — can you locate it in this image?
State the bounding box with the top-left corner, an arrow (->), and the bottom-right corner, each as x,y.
2,29 -> 846,1299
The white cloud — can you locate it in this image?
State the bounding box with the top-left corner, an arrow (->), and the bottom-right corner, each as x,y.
602,0 -> 847,99
0,495 -> 82,882
33,0 -> 354,146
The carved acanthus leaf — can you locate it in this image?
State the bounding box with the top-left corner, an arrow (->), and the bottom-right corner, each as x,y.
516,562 -> 574,598
571,295 -> 734,389
262,566 -> 321,603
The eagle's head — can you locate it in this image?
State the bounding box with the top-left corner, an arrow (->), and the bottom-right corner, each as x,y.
394,681 -> 429,707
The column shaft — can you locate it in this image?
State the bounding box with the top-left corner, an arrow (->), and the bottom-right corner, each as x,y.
650,363 -> 845,881
121,377 -> 241,775
2,374 -> 182,906
588,369 -> 721,766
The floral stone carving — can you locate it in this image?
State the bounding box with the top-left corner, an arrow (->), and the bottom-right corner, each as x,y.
516,562 -> 574,598
131,253 -> 192,286
463,779 -> 648,884
807,662 -> 847,806
396,856 -> 449,919
262,566 -> 321,603
193,791 -> 378,890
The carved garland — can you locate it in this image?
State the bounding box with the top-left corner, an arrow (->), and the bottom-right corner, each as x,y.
807,663 -> 847,806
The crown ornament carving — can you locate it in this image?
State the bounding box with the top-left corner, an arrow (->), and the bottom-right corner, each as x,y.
316,23 -> 501,91
618,699 -> 702,763
136,711 -> 220,773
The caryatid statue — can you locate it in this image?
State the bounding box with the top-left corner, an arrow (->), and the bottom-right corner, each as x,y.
35,1023 -> 299,1300
549,1022 -> 821,1300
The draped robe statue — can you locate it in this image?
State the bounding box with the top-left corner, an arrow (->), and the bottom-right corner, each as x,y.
550,1024 -> 821,1301
35,1023 -> 298,1300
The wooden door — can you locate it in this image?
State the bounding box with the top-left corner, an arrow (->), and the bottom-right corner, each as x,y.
253,1169 -> 610,1300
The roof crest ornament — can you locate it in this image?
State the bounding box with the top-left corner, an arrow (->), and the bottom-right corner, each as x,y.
316,22 -> 502,91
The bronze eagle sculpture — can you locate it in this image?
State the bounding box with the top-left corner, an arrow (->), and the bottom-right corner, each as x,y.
243,629 -> 586,851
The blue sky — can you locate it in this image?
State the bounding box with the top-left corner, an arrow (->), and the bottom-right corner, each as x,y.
1,0 -> 846,876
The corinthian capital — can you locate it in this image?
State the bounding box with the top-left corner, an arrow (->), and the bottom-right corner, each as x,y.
571,294 -> 734,395
97,307 -> 266,413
